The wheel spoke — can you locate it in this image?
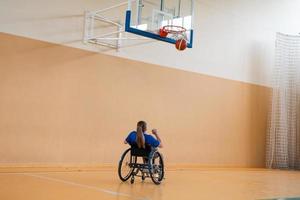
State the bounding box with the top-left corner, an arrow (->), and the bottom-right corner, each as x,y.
118,148 -> 135,181
149,151 -> 164,184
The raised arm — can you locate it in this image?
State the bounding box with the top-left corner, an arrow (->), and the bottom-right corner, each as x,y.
152,129 -> 163,148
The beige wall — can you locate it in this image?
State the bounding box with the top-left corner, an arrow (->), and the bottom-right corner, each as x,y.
0,33 -> 270,167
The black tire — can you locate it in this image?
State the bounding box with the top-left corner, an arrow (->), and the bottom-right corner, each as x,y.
130,176 -> 134,184
118,148 -> 136,182
149,151 -> 164,185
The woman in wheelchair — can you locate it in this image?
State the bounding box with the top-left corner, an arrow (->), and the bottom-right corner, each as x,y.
118,121 -> 165,185
124,121 -> 163,149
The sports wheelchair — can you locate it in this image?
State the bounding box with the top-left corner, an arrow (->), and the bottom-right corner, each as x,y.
118,144 -> 164,185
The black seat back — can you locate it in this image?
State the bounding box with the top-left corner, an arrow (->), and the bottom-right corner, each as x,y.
130,143 -> 152,157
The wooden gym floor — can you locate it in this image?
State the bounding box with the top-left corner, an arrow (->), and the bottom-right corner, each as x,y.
1,168 -> 300,200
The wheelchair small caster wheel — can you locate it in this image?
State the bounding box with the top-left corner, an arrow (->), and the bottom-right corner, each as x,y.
130,177 -> 134,184
142,175 -> 145,181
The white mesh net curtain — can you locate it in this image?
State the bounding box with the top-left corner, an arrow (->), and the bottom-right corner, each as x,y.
266,32 -> 300,170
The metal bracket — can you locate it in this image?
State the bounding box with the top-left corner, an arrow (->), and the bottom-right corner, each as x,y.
83,0 -> 148,51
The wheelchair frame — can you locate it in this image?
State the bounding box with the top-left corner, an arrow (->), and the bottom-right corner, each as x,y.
118,146 -> 164,185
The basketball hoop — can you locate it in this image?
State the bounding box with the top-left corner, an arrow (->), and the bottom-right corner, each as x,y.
159,25 -> 188,51
161,25 -> 186,35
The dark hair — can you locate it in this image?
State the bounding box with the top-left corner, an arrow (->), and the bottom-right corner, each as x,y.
136,121 -> 146,148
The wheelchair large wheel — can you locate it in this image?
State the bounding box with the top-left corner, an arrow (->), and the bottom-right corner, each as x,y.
149,151 -> 164,185
118,148 -> 136,182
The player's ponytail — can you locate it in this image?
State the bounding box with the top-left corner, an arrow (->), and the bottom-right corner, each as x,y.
136,121 -> 146,149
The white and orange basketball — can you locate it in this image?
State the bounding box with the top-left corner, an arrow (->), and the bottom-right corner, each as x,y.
175,39 -> 187,51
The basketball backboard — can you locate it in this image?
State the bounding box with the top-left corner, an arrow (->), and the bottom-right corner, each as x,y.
125,0 -> 194,48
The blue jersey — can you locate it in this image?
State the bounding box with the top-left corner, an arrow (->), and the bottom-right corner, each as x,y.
125,131 -> 160,148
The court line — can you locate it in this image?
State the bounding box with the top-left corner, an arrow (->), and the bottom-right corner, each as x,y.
19,173 -> 150,200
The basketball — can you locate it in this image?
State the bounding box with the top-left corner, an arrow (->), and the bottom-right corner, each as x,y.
159,28 -> 168,38
175,39 -> 187,51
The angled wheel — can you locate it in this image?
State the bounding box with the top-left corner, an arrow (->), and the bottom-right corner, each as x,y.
149,151 -> 164,185
118,148 -> 136,181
